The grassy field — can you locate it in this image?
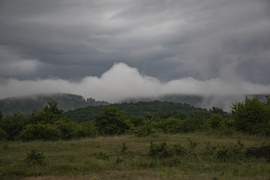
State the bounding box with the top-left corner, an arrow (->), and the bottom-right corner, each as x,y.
0,133 -> 269,180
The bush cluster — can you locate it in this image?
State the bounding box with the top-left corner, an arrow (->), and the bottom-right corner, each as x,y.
26,149 -> 46,165
148,142 -> 189,159
0,101 -> 97,141
148,140 -> 270,163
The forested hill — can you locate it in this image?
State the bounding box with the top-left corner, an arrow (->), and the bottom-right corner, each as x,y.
65,101 -> 231,123
0,93 -> 109,115
122,94 -> 270,112
1,93 -> 267,117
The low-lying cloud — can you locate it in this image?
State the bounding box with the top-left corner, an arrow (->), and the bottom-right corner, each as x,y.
1,62 -> 269,104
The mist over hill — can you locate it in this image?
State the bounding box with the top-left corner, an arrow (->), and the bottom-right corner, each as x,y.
0,93 -> 269,115
0,93 -> 109,115
122,94 -> 270,112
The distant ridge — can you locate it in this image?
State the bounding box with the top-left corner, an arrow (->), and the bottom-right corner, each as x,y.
0,93 -> 268,116
65,100 -> 218,123
0,93 -> 109,115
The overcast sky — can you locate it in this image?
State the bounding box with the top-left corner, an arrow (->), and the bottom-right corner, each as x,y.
0,0 -> 270,102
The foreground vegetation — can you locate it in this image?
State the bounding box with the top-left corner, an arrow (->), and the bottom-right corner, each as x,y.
0,96 -> 269,179
0,97 -> 269,142
0,133 -> 269,180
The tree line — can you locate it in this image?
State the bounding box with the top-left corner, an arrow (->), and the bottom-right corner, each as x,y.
0,97 -> 269,141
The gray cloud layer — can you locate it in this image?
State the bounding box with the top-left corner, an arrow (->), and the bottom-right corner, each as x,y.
0,0 -> 270,100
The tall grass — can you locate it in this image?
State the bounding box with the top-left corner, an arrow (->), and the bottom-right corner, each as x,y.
0,133 -> 269,180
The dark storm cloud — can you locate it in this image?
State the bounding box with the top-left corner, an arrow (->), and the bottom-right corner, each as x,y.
0,0 -> 270,101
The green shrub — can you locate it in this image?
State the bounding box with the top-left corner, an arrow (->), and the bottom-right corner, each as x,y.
149,141 -> 193,159
26,149 -> 46,165
0,127 -> 7,141
187,138 -> 197,149
246,145 -> 270,162
158,118 -> 182,134
121,143 -> 128,153
232,97 -> 270,136
177,113 -> 207,133
215,142 -> 245,162
206,114 -> 228,130
115,156 -> 124,164
173,144 -> 187,156
96,151 -> 110,160
19,123 -> 61,141
95,107 -> 129,135
132,124 -> 157,137
127,115 -> 144,127
76,121 -> 99,138
149,142 -> 174,159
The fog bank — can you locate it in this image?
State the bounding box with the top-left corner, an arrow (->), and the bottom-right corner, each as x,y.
1,63 -> 269,105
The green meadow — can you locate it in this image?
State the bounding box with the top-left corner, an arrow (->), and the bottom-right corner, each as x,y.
1,133 -> 269,180
1,97 -> 270,179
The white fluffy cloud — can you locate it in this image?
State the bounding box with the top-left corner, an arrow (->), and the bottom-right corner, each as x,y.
1,63 -> 270,103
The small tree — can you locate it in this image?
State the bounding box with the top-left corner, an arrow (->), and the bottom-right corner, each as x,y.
179,112 -> 207,133
158,118 -> 182,134
26,101 -> 64,125
54,119 -> 77,140
0,112 -> 28,140
76,121 -> 98,138
44,101 -> 64,116
95,107 -> 129,135
131,113 -> 159,137
232,97 -> 270,136
206,114 -> 227,130
41,101 -> 64,124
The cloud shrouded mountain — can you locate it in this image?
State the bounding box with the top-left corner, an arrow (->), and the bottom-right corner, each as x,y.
1,63 -> 270,104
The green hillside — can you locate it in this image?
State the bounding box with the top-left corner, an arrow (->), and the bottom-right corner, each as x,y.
65,100 -> 231,123
1,93 -> 268,117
